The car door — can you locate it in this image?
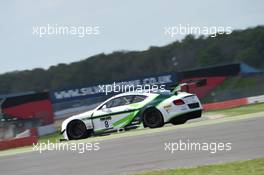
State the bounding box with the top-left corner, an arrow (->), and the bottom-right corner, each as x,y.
92,95 -> 137,132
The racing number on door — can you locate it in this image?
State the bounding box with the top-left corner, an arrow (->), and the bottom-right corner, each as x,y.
100,116 -> 112,129
104,120 -> 109,128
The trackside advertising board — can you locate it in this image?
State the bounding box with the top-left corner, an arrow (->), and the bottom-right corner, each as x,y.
51,73 -> 177,103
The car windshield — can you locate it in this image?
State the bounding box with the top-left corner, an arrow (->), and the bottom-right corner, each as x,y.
155,90 -> 172,96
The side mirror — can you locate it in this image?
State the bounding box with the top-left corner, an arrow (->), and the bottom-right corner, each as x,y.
101,105 -> 111,112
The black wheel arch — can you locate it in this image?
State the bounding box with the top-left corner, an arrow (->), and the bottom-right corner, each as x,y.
142,106 -> 164,128
66,119 -> 91,140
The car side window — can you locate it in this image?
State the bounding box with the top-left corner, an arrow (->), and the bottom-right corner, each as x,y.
104,96 -> 134,108
131,95 -> 146,103
99,95 -> 146,110
108,97 -> 123,108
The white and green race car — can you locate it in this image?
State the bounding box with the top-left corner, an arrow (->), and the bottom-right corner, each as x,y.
61,90 -> 202,140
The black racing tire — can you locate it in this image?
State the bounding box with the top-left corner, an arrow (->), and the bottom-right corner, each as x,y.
170,118 -> 187,125
66,120 -> 91,140
143,108 -> 164,128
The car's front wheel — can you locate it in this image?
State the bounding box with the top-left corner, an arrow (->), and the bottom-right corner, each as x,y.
143,108 -> 164,128
66,120 -> 91,140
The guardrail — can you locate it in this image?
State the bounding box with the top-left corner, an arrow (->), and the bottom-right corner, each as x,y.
0,128 -> 37,151
203,94 -> 264,110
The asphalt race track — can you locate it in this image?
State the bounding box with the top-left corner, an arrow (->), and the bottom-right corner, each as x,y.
1,116 -> 264,175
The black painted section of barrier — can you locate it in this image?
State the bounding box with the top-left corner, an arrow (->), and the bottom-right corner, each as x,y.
177,63 -> 241,80
1,92 -> 50,109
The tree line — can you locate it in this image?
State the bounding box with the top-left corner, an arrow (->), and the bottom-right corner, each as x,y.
0,26 -> 263,95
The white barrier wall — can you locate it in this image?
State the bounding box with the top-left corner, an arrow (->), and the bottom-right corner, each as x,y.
37,124 -> 56,136
54,103 -> 100,119
247,95 -> 264,104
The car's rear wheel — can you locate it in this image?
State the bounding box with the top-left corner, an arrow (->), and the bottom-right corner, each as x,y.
66,120 -> 90,140
143,108 -> 164,128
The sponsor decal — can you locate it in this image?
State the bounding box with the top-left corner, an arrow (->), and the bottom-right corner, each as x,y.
51,73 -> 177,103
164,104 -> 172,113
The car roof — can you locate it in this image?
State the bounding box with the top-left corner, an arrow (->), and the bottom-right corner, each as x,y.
112,91 -> 154,98
111,89 -> 172,98
95,90 -> 172,110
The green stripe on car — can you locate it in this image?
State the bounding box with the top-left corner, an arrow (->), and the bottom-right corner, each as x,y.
113,110 -> 139,128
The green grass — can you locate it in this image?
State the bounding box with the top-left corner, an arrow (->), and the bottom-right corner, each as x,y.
38,131 -> 62,143
205,103 -> 264,117
135,158 -> 264,175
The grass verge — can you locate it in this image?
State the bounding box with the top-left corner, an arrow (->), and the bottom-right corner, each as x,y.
205,103 -> 264,117
135,158 -> 264,175
38,131 -> 61,143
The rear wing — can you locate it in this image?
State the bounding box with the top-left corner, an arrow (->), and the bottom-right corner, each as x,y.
170,79 -> 207,94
